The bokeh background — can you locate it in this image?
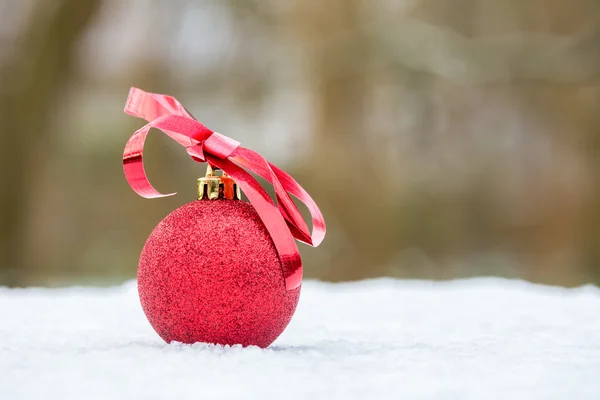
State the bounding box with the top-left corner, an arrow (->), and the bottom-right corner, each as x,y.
1,0 -> 599,287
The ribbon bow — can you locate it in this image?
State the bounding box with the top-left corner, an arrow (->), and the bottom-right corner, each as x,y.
123,88 -> 326,290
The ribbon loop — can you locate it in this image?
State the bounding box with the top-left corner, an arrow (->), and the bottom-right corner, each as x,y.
123,88 -> 326,290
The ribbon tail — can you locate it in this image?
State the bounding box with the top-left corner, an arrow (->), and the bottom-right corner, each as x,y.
232,148 -> 326,247
268,162 -> 326,247
207,154 -> 303,290
230,148 -> 309,238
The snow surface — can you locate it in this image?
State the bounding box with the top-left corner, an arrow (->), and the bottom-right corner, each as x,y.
1,278 -> 599,400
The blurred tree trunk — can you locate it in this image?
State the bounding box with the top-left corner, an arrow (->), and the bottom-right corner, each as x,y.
0,0 -> 101,285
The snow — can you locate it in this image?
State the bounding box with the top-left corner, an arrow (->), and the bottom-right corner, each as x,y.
1,278 -> 599,400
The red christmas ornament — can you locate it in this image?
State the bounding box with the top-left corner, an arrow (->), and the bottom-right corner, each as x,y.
139,198 -> 300,347
122,88 -> 325,347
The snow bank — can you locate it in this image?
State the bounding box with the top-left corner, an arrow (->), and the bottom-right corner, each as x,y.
1,278 -> 599,399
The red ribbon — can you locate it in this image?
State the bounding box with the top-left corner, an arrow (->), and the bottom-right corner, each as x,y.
123,88 -> 325,290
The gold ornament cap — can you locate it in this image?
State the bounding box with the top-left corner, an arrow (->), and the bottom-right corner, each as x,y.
197,164 -> 242,200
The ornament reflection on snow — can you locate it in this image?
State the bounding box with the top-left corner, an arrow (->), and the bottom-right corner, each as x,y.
122,88 -> 326,347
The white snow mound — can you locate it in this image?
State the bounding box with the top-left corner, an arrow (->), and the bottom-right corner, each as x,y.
1,278 -> 599,400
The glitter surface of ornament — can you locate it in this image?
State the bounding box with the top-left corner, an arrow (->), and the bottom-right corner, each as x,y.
137,200 -> 300,348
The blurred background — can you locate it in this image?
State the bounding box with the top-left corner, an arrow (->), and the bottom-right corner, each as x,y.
1,0 -> 599,287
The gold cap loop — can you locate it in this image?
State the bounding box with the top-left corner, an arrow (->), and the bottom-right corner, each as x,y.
197,164 -> 242,200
